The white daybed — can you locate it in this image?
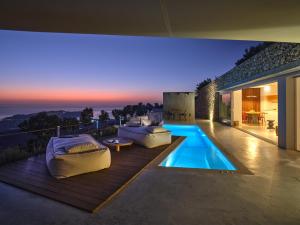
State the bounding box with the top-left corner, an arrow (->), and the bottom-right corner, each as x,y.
118,126 -> 171,148
46,134 -> 111,179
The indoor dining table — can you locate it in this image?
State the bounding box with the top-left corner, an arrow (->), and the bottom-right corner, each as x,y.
246,111 -> 260,124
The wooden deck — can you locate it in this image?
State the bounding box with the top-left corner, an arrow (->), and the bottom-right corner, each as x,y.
0,136 -> 181,212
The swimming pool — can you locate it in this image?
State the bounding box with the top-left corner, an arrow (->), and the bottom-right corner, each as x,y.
160,124 -> 236,170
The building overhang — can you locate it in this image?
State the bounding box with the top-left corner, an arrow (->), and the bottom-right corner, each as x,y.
0,0 -> 300,43
218,65 -> 300,93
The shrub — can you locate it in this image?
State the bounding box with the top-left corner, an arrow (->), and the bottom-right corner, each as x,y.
101,126 -> 118,137
80,107 -> 93,125
235,42 -> 273,66
0,142 -> 46,166
196,78 -> 212,94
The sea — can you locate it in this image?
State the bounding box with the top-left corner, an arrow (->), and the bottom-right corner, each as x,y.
0,103 -> 123,121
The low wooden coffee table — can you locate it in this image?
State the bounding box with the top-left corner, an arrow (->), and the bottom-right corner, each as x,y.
102,137 -> 133,152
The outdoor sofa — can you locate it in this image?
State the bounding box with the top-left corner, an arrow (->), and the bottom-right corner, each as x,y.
118,126 -> 171,148
46,134 -> 111,179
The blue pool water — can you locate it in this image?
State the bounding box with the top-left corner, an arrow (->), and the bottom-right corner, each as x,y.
160,124 -> 236,170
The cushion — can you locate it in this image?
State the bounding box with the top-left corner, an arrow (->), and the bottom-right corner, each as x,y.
146,126 -> 168,133
53,134 -> 103,154
127,116 -> 151,126
141,118 -> 151,126
137,116 -> 151,126
127,117 -> 141,126
66,142 -> 100,153
129,117 -> 141,123
137,116 -> 149,120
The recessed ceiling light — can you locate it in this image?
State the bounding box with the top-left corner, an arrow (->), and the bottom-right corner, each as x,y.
264,86 -> 271,92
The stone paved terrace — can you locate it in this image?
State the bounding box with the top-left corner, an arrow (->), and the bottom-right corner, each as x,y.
0,120 -> 300,225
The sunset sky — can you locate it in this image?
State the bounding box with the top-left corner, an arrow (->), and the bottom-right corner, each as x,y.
0,30 -> 260,105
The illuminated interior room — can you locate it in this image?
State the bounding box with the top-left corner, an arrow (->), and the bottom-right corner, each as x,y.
233,82 -> 278,144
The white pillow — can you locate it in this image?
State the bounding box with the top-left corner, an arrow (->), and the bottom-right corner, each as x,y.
53,134 -> 102,154
141,119 -> 151,126
65,142 -> 100,153
129,117 -> 141,124
137,116 -> 149,120
128,116 -> 151,126
126,122 -> 142,127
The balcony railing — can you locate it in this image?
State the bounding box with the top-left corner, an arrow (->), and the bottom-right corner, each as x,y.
0,120 -> 118,166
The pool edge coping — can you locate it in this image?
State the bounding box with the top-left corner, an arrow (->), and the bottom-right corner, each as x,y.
196,122 -> 254,175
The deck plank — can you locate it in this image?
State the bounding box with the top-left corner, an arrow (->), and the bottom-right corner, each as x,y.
0,136 -> 180,212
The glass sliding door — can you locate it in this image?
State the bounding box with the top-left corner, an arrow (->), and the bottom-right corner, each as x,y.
240,82 -> 278,144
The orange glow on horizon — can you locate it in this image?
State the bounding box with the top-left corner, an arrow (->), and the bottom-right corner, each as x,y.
0,88 -> 161,103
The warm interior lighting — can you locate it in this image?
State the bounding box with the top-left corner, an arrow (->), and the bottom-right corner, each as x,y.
264,85 -> 271,92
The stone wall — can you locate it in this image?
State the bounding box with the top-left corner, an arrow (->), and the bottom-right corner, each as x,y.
163,92 -> 195,121
216,43 -> 300,90
195,81 -> 219,121
195,86 -> 209,119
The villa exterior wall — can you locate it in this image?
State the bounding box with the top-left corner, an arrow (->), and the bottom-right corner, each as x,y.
163,92 -> 195,121
195,86 -> 209,119
195,82 -> 219,121
196,42 -> 300,150
231,90 -> 242,124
